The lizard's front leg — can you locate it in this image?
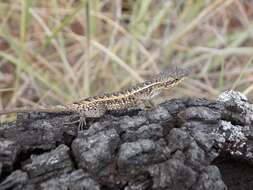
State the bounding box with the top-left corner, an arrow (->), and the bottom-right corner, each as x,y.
136,89 -> 159,109
136,99 -> 155,110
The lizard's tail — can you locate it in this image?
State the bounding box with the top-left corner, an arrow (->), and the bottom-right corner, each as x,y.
0,106 -> 71,115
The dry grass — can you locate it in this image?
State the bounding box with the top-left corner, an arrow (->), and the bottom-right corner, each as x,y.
0,0 -> 253,110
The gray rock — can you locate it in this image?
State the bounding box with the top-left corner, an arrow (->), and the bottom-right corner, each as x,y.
1,90 -> 253,190
40,169 -> 100,190
0,170 -> 28,190
145,105 -> 172,122
195,166 -> 227,190
23,144 -> 73,183
218,90 -> 253,125
121,123 -> 164,142
178,106 -> 221,124
148,159 -> 197,190
118,139 -> 167,173
0,138 -> 19,173
72,128 -> 120,173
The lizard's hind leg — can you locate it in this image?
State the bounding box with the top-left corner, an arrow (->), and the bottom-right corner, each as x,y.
64,115 -> 87,130
78,115 -> 87,131
74,107 -> 106,131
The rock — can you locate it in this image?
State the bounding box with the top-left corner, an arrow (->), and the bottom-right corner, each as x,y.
118,139 -> 167,173
40,169 -> 100,190
0,170 -> 29,190
148,158 -> 197,190
22,144 -> 73,183
218,90 -> 253,125
0,90 -> 253,189
71,128 -> 120,173
194,166 -> 227,190
0,138 -> 19,173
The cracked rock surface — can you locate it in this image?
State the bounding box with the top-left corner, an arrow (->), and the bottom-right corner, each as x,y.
0,90 -> 253,190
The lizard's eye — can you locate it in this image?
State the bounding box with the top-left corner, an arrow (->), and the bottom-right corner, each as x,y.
174,78 -> 181,84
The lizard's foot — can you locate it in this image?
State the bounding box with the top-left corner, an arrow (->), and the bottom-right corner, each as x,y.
144,100 -> 155,109
64,116 -> 87,131
78,117 -> 87,131
137,99 -> 155,110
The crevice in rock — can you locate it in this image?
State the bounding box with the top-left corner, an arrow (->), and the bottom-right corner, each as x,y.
213,153 -> 253,190
14,148 -> 47,169
68,146 -> 79,170
0,165 -> 11,183
0,148 -> 47,183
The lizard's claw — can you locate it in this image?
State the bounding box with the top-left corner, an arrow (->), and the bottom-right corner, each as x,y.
64,115 -> 87,131
78,116 -> 87,131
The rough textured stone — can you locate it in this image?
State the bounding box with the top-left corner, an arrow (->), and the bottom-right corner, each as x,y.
0,90 -> 253,189
194,166 -> 227,190
118,139 -> 167,173
71,128 -> 120,173
0,138 -> 19,173
0,170 -> 29,190
22,144 -> 73,183
40,170 -> 100,190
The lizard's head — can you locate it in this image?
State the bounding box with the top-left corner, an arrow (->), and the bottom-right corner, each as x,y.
156,66 -> 189,89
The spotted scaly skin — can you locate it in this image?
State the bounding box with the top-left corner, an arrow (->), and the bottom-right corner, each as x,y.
66,66 -> 188,129
0,67 -> 188,130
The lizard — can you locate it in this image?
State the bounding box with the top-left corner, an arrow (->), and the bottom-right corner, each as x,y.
0,66 -> 188,130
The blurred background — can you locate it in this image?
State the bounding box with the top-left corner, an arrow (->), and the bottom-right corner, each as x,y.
0,0 -> 253,110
